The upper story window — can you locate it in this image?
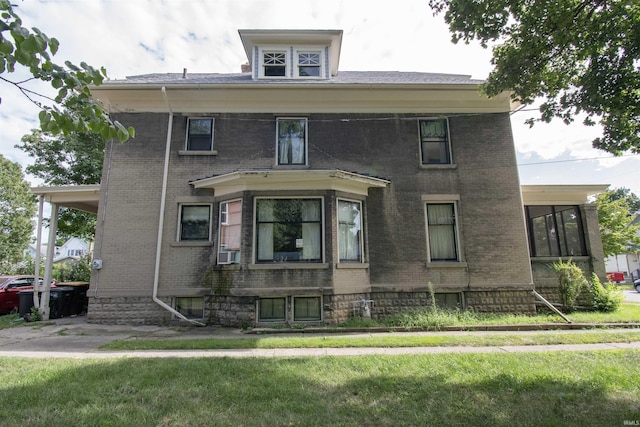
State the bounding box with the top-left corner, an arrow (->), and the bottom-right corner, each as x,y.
295,50 -> 321,77
277,118 -> 307,165
218,200 -> 242,264
258,47 -> 326,79
186,118 -> 214,151
420,119 -> 451,165
179,204 -> 212,241
525,205 -> 586,257
263,51 -> 287,77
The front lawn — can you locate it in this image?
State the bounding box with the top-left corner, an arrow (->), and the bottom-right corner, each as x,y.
1,351 -> 638,426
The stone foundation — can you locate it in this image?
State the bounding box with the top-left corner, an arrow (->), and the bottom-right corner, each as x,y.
88,288 -> 538,327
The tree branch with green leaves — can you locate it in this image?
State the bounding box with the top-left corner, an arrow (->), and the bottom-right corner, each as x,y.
0,0 -> 134,142
429,0 -> 640,154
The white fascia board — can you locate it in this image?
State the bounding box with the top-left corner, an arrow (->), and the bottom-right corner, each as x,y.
31,185 -> 101,213
191,169 -> 390,198
91,84 -> 513,114
521,184 -> 609,205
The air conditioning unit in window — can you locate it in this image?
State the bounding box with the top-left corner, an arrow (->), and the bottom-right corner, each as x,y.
218,251 -> 240,264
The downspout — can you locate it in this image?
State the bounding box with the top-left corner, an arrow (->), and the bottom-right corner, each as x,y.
153,86 -> 204,326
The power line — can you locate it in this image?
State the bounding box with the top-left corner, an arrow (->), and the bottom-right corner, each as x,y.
518,153 -> 640,166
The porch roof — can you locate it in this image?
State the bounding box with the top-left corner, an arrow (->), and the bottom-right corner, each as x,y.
31,185 -> 100,214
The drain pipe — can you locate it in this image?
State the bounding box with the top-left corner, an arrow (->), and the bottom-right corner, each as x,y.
533,290 -> 572,324
153,87 -> 204,326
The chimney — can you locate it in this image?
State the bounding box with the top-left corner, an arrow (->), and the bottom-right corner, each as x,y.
241,63 -> 251,73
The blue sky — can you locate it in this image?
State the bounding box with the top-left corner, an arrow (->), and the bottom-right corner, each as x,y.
1,0 -> 638,196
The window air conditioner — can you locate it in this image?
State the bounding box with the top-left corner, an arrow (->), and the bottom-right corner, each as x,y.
218,251 -> 240,264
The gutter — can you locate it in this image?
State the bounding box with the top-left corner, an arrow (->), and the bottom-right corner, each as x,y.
152,86 -> 204,326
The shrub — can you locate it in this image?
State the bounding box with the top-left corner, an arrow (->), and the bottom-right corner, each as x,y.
552,259 -> 587,312
588,273 -> 623,312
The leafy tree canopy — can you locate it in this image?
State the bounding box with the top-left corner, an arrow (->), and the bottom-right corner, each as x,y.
17,129 -> 104,240
601,187 -> 640,213
429,0 -> 640,154
0,154 -> 35,270
596,189 -> 640,257
0,0 -> 134,141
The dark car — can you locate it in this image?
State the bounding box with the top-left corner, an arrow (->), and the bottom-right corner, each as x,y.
635,278 -> 640,293
0,275 -> 56,314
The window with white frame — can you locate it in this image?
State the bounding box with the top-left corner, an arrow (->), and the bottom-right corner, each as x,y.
179,204 -> 211,241
426,203 -> 459,261
338,199 -> 363,262
256,198 -> 322,263
174,297 -> 204,319
262,51 -> 287,77
258,297 -> 287,322
293,296 -> 322,321
218,200 -> 242,264
186,118 -> 214,151
419,119 -> 451,164
277,118 -> 307,165
295,51 -> 321,77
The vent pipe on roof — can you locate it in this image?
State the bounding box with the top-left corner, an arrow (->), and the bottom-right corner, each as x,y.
182,68 -> 187,79
241,63 -> 251,73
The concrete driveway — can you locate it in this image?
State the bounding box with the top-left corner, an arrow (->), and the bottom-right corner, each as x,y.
624,286 -> 640,304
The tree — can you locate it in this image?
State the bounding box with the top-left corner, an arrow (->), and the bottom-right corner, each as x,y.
0,0 -> 134,141
0,155 -> 35,271
16,129 -> 104,240
429,0 -> 640,154
596,190 -> 640,257
602,187 -> 640,213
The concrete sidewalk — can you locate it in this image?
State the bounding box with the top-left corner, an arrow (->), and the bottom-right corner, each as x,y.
1,316 -> 640,359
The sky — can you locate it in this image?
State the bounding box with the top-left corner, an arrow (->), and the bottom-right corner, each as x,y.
1,0 -> 639,197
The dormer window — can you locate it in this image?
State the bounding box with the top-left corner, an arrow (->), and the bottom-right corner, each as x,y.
258,47 -> 326,79
263,51 -> 287,77
296,51 -> 321,77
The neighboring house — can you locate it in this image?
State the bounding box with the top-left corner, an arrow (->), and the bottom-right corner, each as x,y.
605,214 -> 640,281
53,237 -> 90,264
34,29 -> 607,326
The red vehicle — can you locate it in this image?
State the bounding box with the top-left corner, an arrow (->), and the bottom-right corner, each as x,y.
0,275 -> 56,315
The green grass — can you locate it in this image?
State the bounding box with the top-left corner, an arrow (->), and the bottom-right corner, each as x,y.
1,351 -> 639,426
101,329 -> 640,351
342,303 -> 640,329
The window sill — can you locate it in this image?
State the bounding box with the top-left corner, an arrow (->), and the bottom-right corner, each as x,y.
273,164 -> 311,169
170,241 -> 214,247
178,150 -> 218,156
420,164 -> 457,170
336,263 -> 369,269
249,263 -> 329,270
427,261 -> 467,269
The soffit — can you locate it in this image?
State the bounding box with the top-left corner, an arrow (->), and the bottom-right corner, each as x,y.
31,185 -> 101,214
521,184 -> 609,205
91,85 -> 514,114
190,169 -> 390,198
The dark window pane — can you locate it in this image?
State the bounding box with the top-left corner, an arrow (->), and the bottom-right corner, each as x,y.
259,298 -> 286,321
180,205 -> 210,241
187,118 -> 213,150
294,297 -> 321,321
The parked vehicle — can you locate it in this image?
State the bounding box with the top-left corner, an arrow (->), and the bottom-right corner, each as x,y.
0,275 -> 56,314
634,278 -> 640,293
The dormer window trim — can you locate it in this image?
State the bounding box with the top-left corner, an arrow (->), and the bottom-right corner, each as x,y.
257,46 -> 327,80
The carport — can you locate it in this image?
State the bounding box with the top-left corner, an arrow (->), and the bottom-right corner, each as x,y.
30,185 -> 100,320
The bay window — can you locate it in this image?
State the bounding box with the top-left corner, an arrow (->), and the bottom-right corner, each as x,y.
338,199 -> 363,262
256,198 -> 322,262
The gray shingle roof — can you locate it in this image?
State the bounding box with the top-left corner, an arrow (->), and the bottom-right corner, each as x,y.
108,71 -> 483,86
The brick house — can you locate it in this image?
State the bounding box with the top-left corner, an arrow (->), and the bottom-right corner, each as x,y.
33,29 -> 607,326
